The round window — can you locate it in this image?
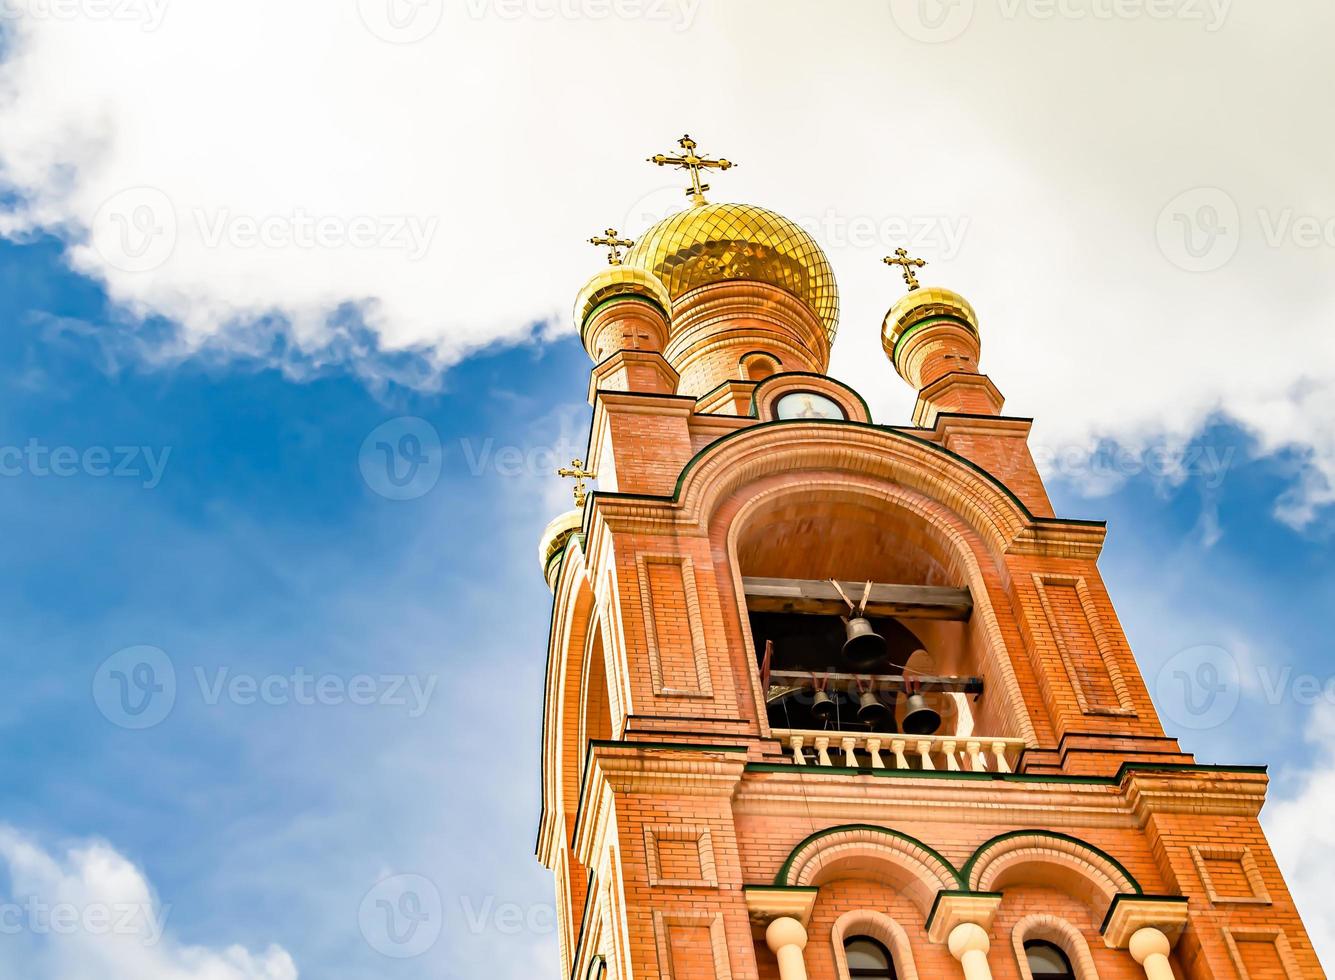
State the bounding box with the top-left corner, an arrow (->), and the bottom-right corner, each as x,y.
775,391 -> 845,421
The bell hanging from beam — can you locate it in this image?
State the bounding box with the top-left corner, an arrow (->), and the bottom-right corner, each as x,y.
856,689 -> 894,728
833,579 -> 889,669
842,616 -> 888,669
901,692 -> 943,736
811,688 -> 836,722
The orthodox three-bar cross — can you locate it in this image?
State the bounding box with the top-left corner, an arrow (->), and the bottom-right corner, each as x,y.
557,459 -> 597,508
589,228 -> 635,266
883,247 -> 928,291
648,135 -> 735,205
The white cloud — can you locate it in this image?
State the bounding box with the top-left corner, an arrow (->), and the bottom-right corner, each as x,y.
0,826 -> 298,980
1264,704 -> 1335,967
0,1 -> 1333,520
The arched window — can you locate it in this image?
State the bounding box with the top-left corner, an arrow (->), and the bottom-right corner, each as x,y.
1024,940 -> 1076,980
844,936 -> 897,979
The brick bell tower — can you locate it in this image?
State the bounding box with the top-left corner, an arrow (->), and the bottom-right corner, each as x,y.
535,136 -> 1322,980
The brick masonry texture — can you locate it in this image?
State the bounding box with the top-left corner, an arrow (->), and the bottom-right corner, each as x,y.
535,279 -> 1324,980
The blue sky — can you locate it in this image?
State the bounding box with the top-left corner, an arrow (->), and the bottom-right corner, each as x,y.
0,2 -> 1333,970
0,228 -> 1331,977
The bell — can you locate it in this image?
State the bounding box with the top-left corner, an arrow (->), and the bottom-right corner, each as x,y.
901,693 -> 942,736
856,690 -> 893,727
811,688 -> 836,722
842,616 -> 888,668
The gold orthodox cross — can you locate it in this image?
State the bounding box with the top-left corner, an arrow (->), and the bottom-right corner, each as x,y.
648,135 -> 735,205
557,459 -> 597,507
883,247 -> 928,291
589,228 -> 635,266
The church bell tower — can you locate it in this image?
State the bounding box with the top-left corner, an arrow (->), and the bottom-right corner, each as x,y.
534,136 -> 1323,980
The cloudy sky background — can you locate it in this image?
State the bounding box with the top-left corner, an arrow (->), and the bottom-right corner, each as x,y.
0,0 -> 1332,976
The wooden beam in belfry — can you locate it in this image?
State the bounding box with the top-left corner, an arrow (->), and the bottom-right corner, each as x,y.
741,577 -> 973,621
767,670 -> 983,695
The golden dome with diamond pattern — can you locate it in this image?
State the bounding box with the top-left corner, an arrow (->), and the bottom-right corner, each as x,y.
621,202 -> 840,341
881,285 -> 979,360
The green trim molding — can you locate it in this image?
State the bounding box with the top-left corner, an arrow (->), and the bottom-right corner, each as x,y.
775,823 -> 963,888
961,829 -> 1143,895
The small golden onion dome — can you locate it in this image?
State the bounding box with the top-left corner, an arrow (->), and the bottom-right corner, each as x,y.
622,202 -> 839,342
881,285 -> 979,361
574,265 -> 671,336
538,509 -> 583,588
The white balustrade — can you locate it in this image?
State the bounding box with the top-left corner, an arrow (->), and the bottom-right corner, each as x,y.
772,728 -> 1023,773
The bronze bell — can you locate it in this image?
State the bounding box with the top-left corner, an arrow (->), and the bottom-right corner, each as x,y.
842,616 -> 888,668
856,690 -> 893,727
811,688 -> 836,722
901,693 -> 942,736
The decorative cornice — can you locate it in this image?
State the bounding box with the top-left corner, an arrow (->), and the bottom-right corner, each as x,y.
926,891 -> 1004,944
1122,766 -> 1269,821
1100,895 -> 1190,948
743,886 -> 819,937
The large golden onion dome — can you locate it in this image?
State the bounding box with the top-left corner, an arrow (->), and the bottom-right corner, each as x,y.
622,202 -> 840,342
881,285 -> 979,361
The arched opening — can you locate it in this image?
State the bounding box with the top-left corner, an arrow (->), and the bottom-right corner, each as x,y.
845,936 -> 898,979
1025,940 -> 1076,980
580,622 -> 613,771
741,352 -> 780,382
731,484 -> 1014,751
